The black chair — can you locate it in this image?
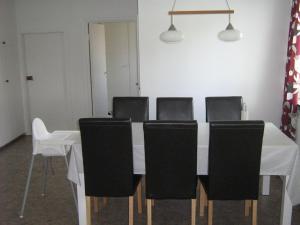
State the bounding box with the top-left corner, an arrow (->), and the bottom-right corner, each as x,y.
79,118 -> 142,225
199,121 -> 264,225
113,97 -> 149,122
156,97 -> 194,120
205,96 -> 243,122
143,121 -> 198,225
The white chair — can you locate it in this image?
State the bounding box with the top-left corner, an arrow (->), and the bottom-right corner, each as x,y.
20,118 -> 77,218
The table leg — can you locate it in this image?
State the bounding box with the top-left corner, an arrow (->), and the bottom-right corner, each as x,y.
280,176 -> 292,225
77,173 -> 87,225
262,176 -> 270,196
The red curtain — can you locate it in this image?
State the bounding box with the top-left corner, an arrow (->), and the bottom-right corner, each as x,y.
281,0 -> 300,140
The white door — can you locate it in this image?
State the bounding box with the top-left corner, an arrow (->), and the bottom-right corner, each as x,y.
128,22 -> 139,96
23,32 -> 67,132
89,24 -> 108,117
105,22 -> 139,111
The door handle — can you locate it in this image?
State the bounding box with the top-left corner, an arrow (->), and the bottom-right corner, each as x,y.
26,76 -> 34,81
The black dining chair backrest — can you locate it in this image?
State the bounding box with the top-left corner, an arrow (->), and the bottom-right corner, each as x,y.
207,121 -> 264,200
156,97 -> 194,120
113,97 -> 149,122
143,121 -> 198,199
79,118 -> 138,197
205,96 -> 243,122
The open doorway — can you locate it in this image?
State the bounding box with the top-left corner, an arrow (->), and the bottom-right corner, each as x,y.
88,21 -> 140,117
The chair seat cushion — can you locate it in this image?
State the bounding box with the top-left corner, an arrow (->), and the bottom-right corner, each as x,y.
199,175 -> 259,201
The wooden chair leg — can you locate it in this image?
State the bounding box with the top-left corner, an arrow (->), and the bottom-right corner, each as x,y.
252,200 -> 258,225
199,183 -> 206,217
191,199 -> 196,225
208,200 -> 213,225
143,180 -> 153,207
86,196 -> 92,225
245,200 -> 251,216
93,197 -> 99,213
129,196 -> 134,225
204,191 -> 208,206
103,197 -> 108,206
147,199 -> 152,225
137,182 -> 142,214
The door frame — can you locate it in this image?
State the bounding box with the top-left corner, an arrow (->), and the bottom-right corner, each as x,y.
21,32 -> 68,134
87,17 -> 141,117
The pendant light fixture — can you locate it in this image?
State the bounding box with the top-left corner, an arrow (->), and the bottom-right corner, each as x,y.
160,0 -> 184,43
160,0 -> 242,43
218,0 -> 243,42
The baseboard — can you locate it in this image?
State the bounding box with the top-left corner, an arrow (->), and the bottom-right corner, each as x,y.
0,133 -> 26,150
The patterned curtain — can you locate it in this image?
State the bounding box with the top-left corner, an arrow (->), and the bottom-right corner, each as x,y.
281,0 -> 300,140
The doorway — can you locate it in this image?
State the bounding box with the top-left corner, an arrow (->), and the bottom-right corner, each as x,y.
89,21 -> 140,117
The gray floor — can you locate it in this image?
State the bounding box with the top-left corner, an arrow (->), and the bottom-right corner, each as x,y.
0,136 -> 299,225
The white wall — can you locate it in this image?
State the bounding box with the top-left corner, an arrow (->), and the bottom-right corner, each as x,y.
138,0 -> 291,127
15,0 -> 138,131
0,0 -> 24,147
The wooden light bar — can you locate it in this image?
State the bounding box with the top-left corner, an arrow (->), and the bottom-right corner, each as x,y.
168,10 -> 234,15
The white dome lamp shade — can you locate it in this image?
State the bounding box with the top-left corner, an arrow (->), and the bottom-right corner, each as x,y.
160,20 -> 184,43
218,0 -> 243,42
160,0 -> 184,44
218,22 -> 243,42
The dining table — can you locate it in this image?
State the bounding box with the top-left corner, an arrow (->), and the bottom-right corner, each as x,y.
50,122 -> 300,225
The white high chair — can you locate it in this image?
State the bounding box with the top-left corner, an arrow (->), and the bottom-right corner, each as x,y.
20,118 -> 78,218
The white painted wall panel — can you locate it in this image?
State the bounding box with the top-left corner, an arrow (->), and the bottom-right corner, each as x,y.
0,0 -> 24,147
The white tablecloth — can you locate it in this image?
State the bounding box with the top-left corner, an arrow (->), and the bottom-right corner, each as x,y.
67,122 -> 300,206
